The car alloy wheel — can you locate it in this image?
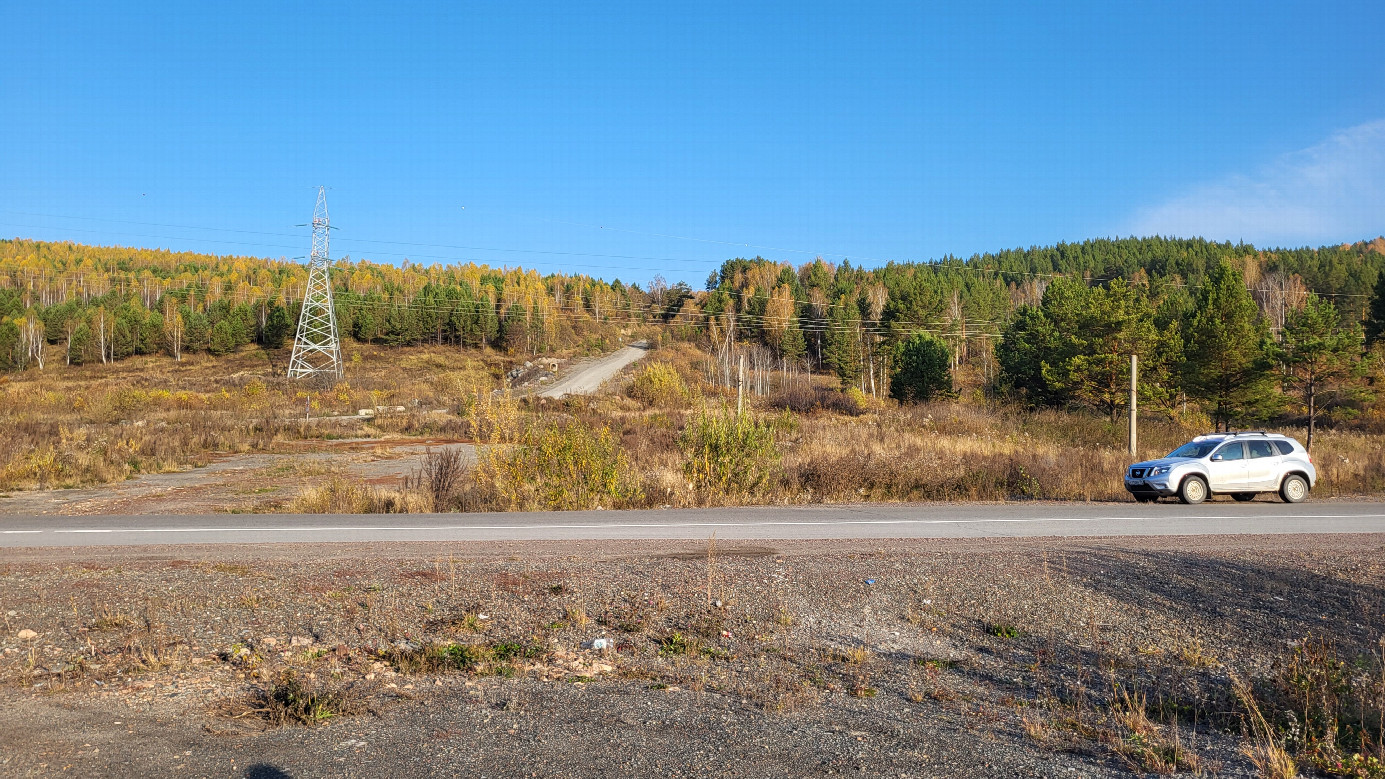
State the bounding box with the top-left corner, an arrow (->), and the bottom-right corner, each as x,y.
1179,476 -> 1208,505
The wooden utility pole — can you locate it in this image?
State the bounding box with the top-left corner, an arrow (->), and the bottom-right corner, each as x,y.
1128,354 -> 1138,458
737,353 -> 746,416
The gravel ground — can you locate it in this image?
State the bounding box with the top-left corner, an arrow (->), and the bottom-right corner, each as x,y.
1,534 -> 1382,778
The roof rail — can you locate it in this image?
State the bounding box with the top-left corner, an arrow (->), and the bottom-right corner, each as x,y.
1228,430 -> 1269,437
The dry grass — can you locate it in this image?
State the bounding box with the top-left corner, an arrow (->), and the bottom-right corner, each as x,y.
4,340 -> 1385,508
0,345 -> 504,491
287,476 -> 434,514
1233,672 -> 1299,779
1107,685 -> 1201,774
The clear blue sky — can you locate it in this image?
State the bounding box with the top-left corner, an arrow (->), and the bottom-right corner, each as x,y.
3,1 -> 1383,286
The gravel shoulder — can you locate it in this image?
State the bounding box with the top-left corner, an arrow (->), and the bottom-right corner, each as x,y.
1,534 -> 1382,777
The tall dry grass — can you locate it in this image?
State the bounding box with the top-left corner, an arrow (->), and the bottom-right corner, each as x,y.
5,340 -> 1384,508
0,345 -> 504,491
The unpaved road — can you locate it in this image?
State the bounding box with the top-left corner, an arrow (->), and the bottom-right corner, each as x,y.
2,499 -> 1382,547
0,442 -> 475,517
536,342 -> 650,398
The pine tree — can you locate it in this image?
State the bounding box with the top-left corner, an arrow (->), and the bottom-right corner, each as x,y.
1366,271 -> 1385,347
889,332 -> 951,402
1183,262 -> 1278,429
822,295 -> 863,388
262,304 -> 291,349
208,319 -> 236,356
1272,293 -> 1365,451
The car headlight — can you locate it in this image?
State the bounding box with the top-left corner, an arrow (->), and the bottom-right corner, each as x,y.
1147,466 -> 1167,476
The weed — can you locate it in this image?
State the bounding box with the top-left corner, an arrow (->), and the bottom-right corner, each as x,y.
491,641 -> 541,661
659,632 -> 694,657
386,642 -> 489,674
257,670 -> 353,726
408,447 -> 466,511
564,605 -> 590,628
1108,685 -> 1200,773
840,647 -> 872,665
212,562 -> 253,576
89,604 -> 133,631
988,623 -> 1023,639
287,476 -> 433,514
1233,672 -> 1299,779
1022,714 -> 1050,742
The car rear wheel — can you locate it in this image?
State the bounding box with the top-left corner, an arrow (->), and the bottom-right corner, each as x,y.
1231,493 -> 1256,502
1279,474 -> 1309,504
1178,476 -> 1208,505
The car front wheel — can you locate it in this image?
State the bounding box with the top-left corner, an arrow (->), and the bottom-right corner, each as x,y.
1279,474 -> 1309,504
1178,476 -> 1208,505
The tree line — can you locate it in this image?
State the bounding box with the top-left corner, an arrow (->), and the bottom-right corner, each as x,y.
4,235 -> 1385,444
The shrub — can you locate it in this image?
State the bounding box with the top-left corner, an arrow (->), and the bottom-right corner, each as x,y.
410,447 -> 467,510
679,410 -> 779,499
765,384 -> 867,416
629,362 -> 689,407
259,670 -> 354,725
479,419 -> 641,510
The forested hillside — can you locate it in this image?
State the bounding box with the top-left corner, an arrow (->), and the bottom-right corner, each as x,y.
3,234 -> 1385,438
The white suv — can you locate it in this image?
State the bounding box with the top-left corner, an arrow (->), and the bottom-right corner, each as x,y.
1125,432 -> 1316,504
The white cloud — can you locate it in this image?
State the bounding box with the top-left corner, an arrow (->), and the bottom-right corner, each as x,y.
1126,119 -> 1385,246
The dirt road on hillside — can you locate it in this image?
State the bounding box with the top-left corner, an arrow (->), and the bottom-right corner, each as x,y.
536,341 -> 650,398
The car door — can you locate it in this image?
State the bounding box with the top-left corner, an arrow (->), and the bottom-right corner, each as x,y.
1245,440 -> 1280,489
1207,442 -> 1248,492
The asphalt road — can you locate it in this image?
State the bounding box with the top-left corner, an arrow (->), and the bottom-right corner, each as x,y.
1,500 -> 1383,548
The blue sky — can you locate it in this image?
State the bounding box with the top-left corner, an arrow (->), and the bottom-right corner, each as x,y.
2,1 -> 1383,285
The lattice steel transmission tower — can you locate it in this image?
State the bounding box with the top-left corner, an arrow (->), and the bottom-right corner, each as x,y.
287,187 -> 343,380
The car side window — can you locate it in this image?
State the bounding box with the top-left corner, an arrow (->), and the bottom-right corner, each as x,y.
1273,441 -> 1295,456
1215,442 -> 1245,461
1248,441 -> 1276,459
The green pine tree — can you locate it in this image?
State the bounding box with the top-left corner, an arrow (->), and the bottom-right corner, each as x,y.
822,295 -> 863,388
208,319 -> 237,356
1365,270 -> 1385,347
889,331 -> 951,402
1272,293 -> 1366,451
1183,262 -> 1278,430
262,304 -> 291,349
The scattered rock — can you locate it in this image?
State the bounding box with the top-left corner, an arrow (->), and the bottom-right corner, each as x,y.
290,635 -> 313,647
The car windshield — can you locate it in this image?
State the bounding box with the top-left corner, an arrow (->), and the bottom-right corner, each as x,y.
1167,441 -> 1220,459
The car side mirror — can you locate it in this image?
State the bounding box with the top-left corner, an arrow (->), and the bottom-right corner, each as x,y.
1210,454 -> 1223,462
